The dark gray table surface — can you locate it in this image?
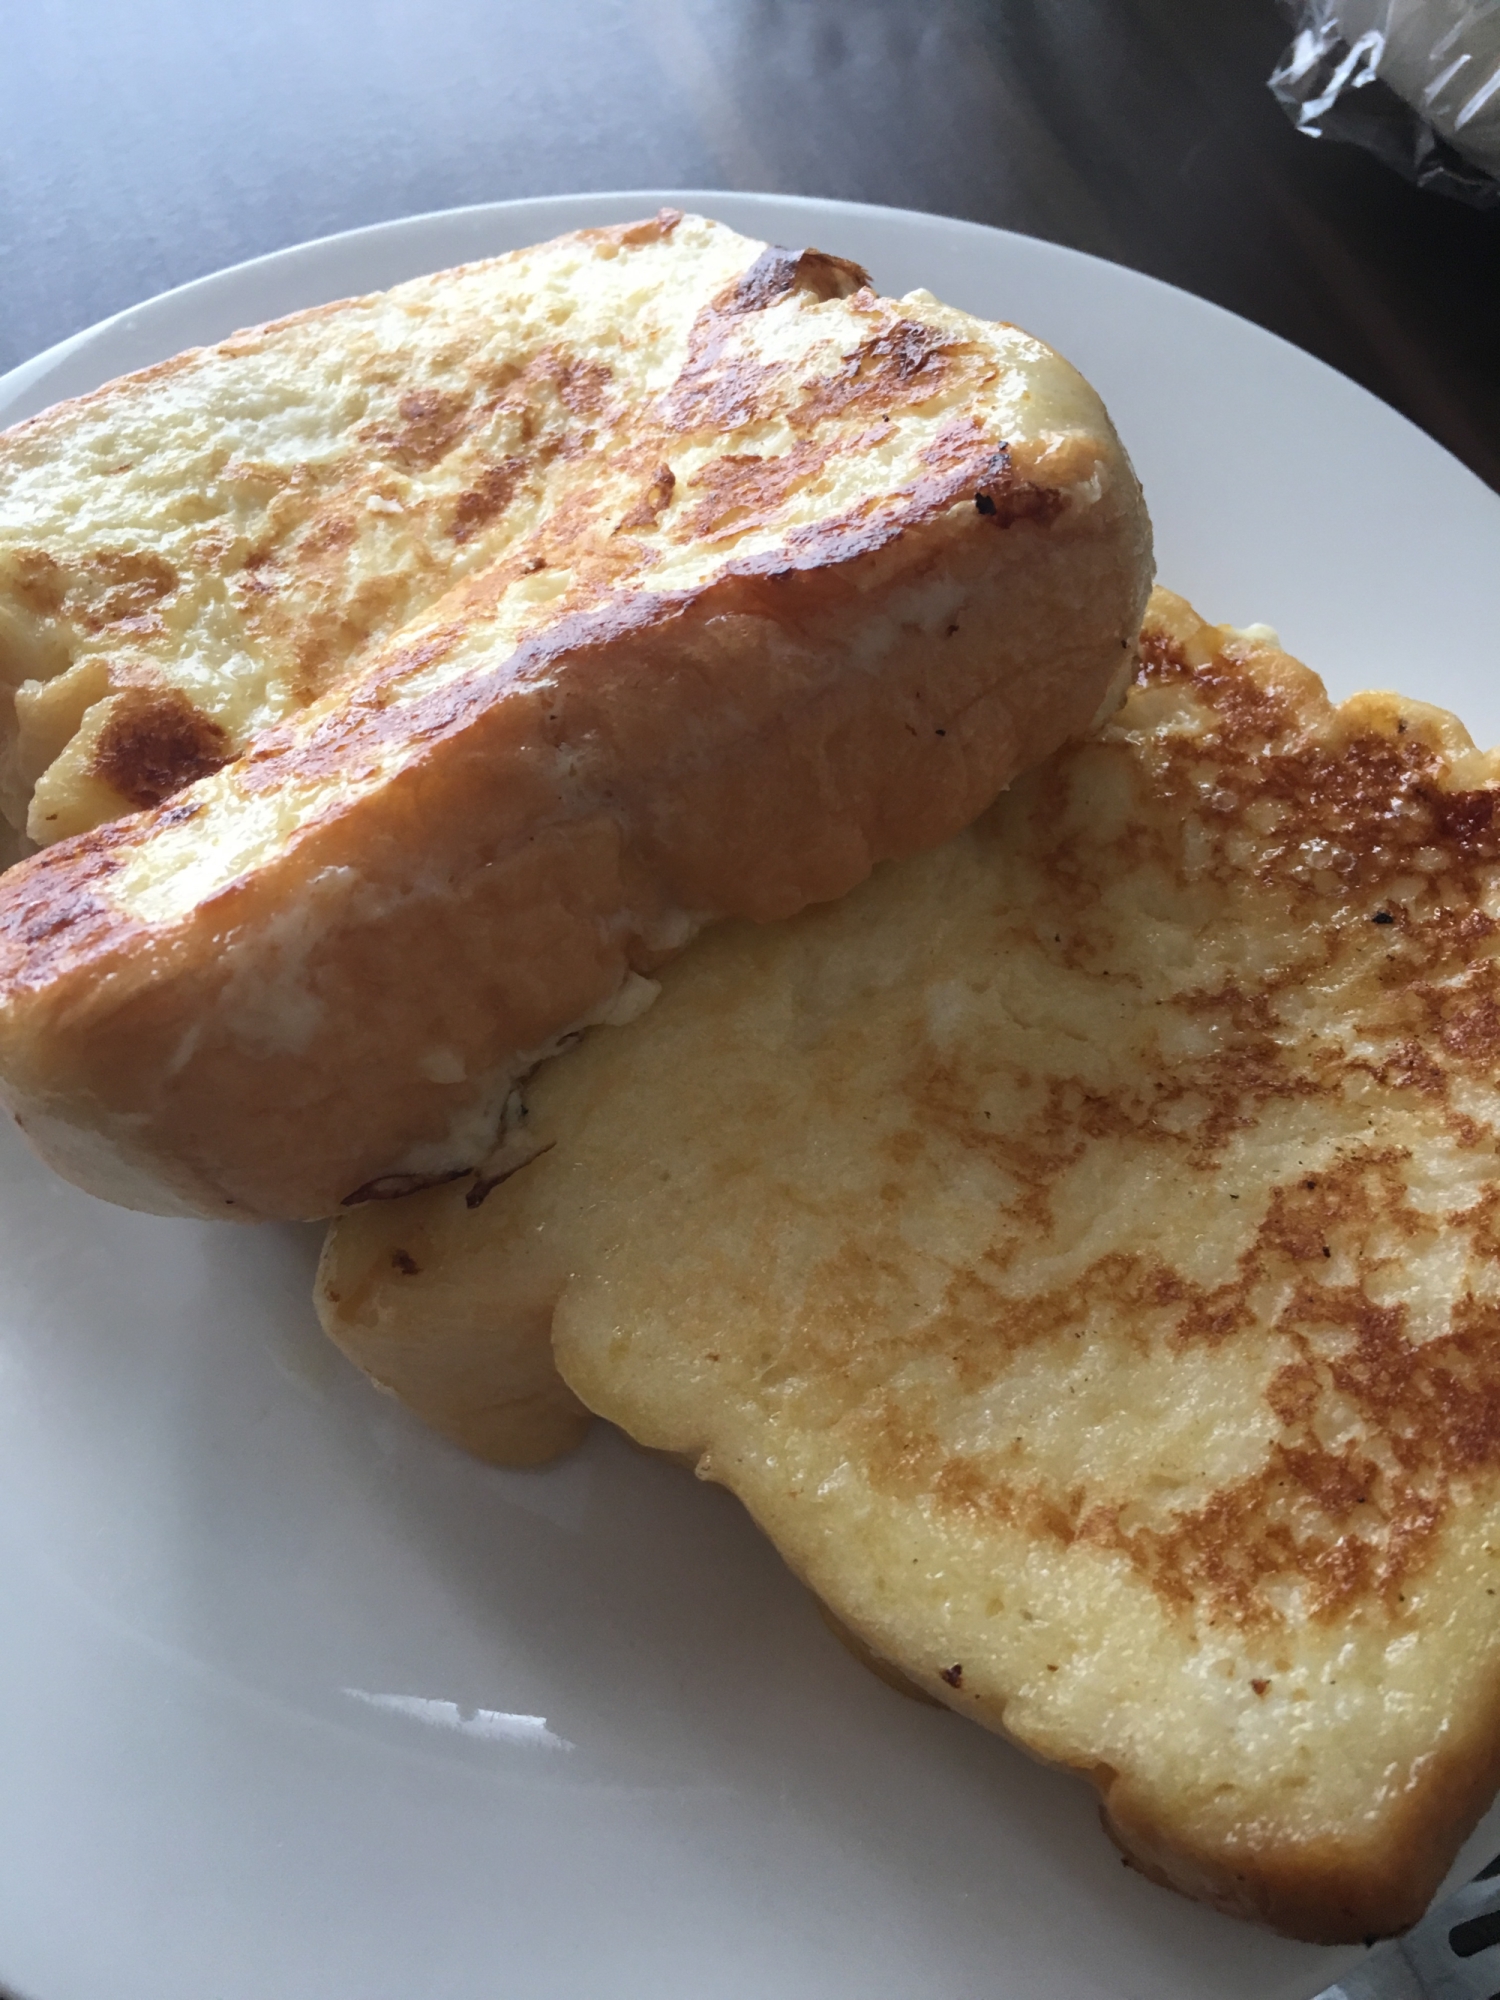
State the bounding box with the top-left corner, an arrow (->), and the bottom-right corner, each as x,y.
3,0 -> 1498,491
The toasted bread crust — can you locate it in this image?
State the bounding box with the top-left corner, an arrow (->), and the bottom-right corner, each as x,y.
319,588 -> 1500,1941
0,215 -> 1151,1219
1098,1712 -> 1500,1940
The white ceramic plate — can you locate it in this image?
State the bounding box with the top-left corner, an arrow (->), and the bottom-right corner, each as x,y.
1,192 -> 1498,2000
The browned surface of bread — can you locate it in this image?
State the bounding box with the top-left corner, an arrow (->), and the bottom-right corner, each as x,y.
0,211 -> 1150,1220
319,588 -> 1500,1941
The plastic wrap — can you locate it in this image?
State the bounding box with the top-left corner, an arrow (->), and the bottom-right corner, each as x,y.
1270,0 -> 1500,205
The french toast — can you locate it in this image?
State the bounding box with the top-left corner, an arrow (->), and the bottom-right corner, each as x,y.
319,588 -> 1500,1942
0,210 -> 1150,1222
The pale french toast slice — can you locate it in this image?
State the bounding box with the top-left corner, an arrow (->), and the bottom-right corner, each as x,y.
0,211 -> 1150,1221
319,588 -> 1500,1941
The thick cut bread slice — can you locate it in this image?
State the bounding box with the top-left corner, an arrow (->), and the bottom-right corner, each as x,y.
0,210 -> 1149,1221
319,588 -> 1500,1942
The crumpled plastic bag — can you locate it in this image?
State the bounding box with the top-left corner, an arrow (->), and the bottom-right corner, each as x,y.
1270,0 -> 1500,205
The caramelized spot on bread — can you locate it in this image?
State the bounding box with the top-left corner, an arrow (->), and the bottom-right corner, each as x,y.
906,1152 -> 1500,1630
379,389 -> 473,473
661,282 -> 967,437
588,207 -> 683,250
678,439 -> 834,540
68,550 -> 180,635
0,816 -> 141,977
974,447 -> 1067,529
89,687 -> 229,808
722,244 -> 871,314
553,357 -> 614,418
784,320 -> 965,433
449,457 -> 527,544
616,462 -> 676,532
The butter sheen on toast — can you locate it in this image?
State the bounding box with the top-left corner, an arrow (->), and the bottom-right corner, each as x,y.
0,211 -> 1150,1221
320,589 -> 1500,1942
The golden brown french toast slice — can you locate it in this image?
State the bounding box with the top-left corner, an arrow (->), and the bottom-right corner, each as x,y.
0,211 -> 1150,1221
319,587 -> 1500,1941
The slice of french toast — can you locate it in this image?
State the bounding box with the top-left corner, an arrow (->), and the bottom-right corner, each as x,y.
0,211 -> 1150,1221
318,587 -> 1500,1941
